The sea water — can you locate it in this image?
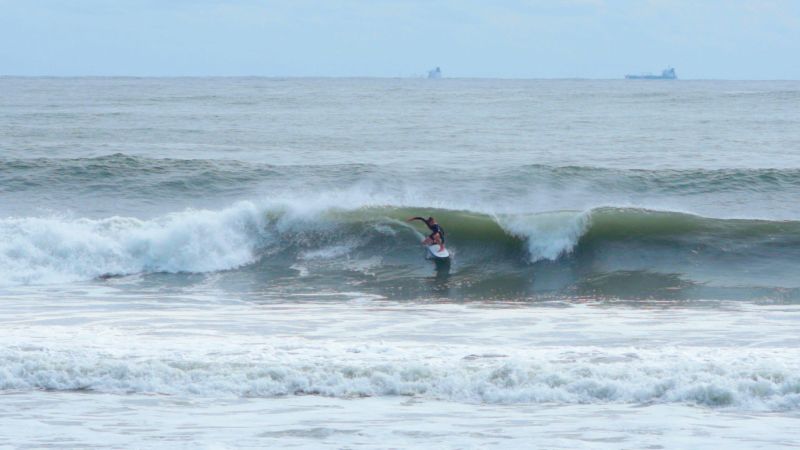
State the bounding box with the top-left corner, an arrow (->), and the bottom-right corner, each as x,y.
1,77 -> 799,448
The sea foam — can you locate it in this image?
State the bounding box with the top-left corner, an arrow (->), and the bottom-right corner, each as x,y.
498,210 -> 590,262
1,342 -> 798,411
0,201 -> 267,286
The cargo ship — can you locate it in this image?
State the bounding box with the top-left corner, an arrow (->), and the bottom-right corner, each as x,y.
625,68 -> 677,80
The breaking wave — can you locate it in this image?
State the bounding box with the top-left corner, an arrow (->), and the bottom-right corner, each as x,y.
3,201 -> 800,297
1,343 -> 798,411
0,202 -> 269,286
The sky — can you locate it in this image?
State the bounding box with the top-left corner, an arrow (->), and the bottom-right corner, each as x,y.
1,0 -> 799,79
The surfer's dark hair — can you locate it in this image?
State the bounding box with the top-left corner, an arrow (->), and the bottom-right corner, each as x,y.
427,216 -> 435,222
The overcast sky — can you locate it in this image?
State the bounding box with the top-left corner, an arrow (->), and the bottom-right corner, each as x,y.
1,0 -> 798,79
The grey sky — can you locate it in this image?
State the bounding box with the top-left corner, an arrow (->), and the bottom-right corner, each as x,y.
1,0 -> 799,79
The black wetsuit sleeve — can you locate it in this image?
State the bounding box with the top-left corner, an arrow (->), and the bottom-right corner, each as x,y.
409,217 -> 427,225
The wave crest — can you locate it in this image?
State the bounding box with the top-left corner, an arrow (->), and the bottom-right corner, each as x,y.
0,202 -> 267,286
3,202 -> 800,290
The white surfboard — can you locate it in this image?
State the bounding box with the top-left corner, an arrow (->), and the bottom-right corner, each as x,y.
427,244 -> 450,259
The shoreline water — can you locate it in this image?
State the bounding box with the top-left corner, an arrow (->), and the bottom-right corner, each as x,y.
1,294 -> 799,448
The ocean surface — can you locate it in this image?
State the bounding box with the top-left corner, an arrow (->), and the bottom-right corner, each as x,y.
1,77 -> 800,448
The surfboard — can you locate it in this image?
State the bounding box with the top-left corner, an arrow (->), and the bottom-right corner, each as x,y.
427,244 -> 450,259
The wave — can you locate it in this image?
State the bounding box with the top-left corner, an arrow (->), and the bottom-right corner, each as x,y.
513,164 -> 800,194
2,344 -> 798,410
3,201 -> 800,298
5,154 -> 800,198
0,202 -> 268,286
338,205 -> 800,262
0,153 -> 281,198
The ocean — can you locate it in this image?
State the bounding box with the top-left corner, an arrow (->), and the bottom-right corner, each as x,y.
1,77 -> 799,448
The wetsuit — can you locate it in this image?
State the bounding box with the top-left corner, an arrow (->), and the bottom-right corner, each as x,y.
428,223 -> 445,244
410,217 -> 445,244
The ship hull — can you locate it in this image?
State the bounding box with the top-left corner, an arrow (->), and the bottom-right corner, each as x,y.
625,75 -> 676,80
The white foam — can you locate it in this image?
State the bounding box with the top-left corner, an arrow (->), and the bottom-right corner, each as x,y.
300,243 -> 357,260
0,201 -> 268,286
1,342 -> 797,411
499,211 -> 591,262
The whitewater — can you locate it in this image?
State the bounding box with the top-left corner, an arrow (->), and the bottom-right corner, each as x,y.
2,77 -> 800,448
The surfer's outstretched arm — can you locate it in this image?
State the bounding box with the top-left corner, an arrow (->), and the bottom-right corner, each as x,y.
406,217 -> 427,223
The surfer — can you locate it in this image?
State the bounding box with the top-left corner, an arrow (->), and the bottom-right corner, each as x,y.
407,216 -> 445,251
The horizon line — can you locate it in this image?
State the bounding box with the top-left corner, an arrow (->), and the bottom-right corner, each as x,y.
2,75 -> 798,82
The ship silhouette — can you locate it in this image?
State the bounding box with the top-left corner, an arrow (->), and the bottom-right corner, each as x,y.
625,68 -> 677,80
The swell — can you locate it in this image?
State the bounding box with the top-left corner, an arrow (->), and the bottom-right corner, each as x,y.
512,164 -> 800,194
0,153 -> 277,198
5,154 -> 800,197
582,207 -> 800,242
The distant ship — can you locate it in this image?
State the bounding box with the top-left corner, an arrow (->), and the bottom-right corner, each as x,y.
625,68 -> 677,80
428,67 -> 442,79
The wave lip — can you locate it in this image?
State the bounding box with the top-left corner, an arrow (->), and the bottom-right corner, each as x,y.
498,210 -> 590,262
